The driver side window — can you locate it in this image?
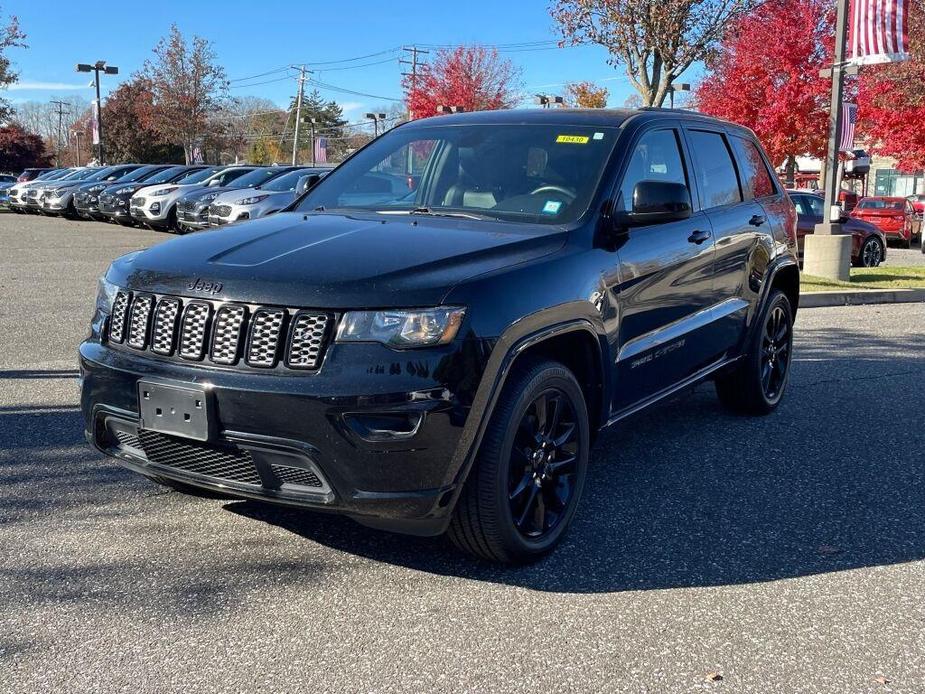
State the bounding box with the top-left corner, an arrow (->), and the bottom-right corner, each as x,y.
618,129 -> 688,212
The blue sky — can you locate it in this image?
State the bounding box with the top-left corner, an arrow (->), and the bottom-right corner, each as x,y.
1,0 -> 699,121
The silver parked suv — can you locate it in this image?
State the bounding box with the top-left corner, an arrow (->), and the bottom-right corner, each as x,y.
208,167 -> 330,226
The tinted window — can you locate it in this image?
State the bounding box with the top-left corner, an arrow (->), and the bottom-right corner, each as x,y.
145,166 -> 190,184
805,194 -> 824,216
233,168 -> 294,188
263,169 -> 313,192
734,137 -> 776,198
176,167 -> 220,184
618,129 -> 688,212
688,130 -> 742,209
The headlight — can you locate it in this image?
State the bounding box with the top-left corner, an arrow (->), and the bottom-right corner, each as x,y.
151,187 -> 177,196
336,307 -> 465,348
236,194 -> 269,205
113,187 -> 135,195
200,192 -> 219,203
95,274 -> 117,317
88,184 -> 106,193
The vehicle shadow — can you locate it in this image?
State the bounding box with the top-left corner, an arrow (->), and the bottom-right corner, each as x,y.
226,328 -> 925,593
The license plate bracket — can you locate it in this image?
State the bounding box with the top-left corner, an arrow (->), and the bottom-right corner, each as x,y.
138,379 -> 212,441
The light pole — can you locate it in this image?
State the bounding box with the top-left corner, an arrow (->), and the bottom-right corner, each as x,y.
76,60 -> 119,164
535,94 -> 564,109
804,0 -> 854,282
303,116 -> 317,166
365,112 -> 387,137
667,83 -> 690,109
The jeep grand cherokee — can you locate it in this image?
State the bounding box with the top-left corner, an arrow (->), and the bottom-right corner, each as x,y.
80,109 -> 799,563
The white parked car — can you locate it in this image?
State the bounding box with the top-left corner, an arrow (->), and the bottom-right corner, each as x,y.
207,167 -> 330,226
9,169 -> 74,212
130,166 -> 258,232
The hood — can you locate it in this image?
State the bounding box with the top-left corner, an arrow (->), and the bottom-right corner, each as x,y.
213,188 -> 290,205
110,211 -> 567,308
181,186 -> 239,203
136,182 -> 205,197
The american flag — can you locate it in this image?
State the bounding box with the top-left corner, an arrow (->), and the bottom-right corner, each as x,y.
313,137 -> 328,164
840,102 -> 858,153
849,0 -> 911,64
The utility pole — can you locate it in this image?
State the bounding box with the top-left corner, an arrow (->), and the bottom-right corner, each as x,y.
291,65 -> 312,165
76,61 -> 119,164
50,100 -> 70,165
71,131 -> 82,167
400,45 -> 429,120
804,0 -> 855,281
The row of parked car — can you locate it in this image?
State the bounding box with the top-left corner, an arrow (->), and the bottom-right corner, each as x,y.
2,163 -> 332,233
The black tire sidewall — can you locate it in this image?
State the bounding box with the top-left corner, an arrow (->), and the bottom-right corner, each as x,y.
860,237 -> 883,267
490,365 -> 590,557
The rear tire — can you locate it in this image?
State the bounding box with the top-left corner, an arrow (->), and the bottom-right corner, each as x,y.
715,289 -> 794,416
166,206 -> 180,233
448,358 -> 590,563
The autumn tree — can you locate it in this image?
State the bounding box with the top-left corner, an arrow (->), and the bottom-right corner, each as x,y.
287,89 -> 348,161
695,0 -> 833,182
566,81 -> 609,108
403,46 -> 521,119
857,0 -> 925,171
142,24 -> 229,163
551,0 -> 759,107
0,124 -> 50,170
0,7 -> 26,121
102,77 -> 183,163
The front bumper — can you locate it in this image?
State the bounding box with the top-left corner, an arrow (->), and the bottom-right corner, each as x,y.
79,337 -> 473,535
208,202 -> 262,226
177,203 -> 212,229
99,194 -> 134,220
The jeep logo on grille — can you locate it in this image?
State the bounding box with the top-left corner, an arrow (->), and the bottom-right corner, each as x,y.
187,278 -> 223,295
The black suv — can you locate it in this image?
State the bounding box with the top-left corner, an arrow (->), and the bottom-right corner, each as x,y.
80,109 -> 799,563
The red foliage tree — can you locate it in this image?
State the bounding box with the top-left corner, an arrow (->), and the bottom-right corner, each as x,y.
857,0 -> 925,172
0,124 -> 50,170
695,0 -> 833,179
403,46 -> 521,119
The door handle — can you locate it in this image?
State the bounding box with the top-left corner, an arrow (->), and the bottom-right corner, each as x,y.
687,229 -> 711,244
749,214 -> 767,226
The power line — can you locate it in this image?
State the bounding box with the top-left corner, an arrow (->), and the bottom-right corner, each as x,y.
228,65 -> 291,83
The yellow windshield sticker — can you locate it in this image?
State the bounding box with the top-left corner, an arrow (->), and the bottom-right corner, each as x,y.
556,135 -> 590,144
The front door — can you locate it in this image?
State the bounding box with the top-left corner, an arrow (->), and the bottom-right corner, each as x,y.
610,127 -> 717,412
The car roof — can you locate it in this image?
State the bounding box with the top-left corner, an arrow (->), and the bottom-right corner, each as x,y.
404,107 -> 755,137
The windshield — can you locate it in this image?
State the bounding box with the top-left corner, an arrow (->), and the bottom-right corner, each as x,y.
233,167 -> 293,189
858,199 -> 903,210
144,166 -> 189,184
262,169 -> 313,192
116,166 -> 164,183
59,169 -> 95,181
295,123 -> 617,225
176,167 -> 220,184
43,170 -> 72,181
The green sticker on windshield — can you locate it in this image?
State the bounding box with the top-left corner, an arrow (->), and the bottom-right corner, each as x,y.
543,200 -> 563,214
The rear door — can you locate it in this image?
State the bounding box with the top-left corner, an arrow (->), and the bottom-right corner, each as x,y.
684,127 -> 770,355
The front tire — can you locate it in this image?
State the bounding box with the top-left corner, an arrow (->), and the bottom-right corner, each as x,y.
448,358 -> 589,563
715,289 -> 794,415
855,237 -> 884,267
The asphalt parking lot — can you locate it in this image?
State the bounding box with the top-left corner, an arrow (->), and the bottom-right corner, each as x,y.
1,212 -> 924,693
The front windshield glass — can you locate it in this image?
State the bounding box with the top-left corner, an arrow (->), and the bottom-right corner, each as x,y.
233,168 -> 292,189
295,123 -> 618,225
145,166 -> 188,184
262,169 -> 311,192
177,167 -> 219,184
44,170 -> 71,181
117,166 -> 162,183
60,168 -> 98,181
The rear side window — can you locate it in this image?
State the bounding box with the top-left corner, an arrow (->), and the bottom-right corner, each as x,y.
687,130 -> 742,210
618,129 -> 688,211
734,137 -> 777,199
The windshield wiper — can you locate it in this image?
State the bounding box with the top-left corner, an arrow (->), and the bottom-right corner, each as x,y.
408,207 -> 492,221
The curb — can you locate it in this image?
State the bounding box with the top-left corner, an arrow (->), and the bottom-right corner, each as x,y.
801,288 -> 925,308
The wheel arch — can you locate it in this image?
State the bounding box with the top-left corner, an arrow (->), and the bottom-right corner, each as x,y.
767,258 -> 800,318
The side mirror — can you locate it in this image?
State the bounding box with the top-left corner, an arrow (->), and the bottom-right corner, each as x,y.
297,173 -> 321,195
617,181 -> 692,227
207,179 -> 219,187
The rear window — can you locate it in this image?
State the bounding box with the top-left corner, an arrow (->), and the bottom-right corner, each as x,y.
733,137 -> 776,199
858,199 -> 903,210
687,130 -> 743,209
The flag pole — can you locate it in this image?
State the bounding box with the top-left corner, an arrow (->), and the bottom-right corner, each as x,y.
805,0 -> 854,281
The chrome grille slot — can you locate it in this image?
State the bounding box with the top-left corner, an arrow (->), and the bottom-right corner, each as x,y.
210,305 -> 247,365
178,301 -> 212,360
287,312 -> 330,370
151,298 -> 181,355
127,294 -> 154,349
109,290 -> 131,343
246,309 -> 286,367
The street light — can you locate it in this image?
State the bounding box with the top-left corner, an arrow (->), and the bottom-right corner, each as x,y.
365,112 -> 387,137
302,116 -> 318,166
535,94 -> 564,109
667,83 -> 690,109
71,130 -> 82,167
76,60 -> 119,163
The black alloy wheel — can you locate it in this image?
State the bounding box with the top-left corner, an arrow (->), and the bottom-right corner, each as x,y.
508,389 -> 580,539
760,304 -> 792,401
449,358 -> 589,563
858,237 -> 883,267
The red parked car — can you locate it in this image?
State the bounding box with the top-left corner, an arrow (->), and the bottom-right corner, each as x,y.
788,191 -> 887,267
851,196 -> 922,249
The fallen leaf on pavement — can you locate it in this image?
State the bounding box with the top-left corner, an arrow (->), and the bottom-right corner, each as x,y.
873,675 -> 891,685
704,672 -> 723,682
